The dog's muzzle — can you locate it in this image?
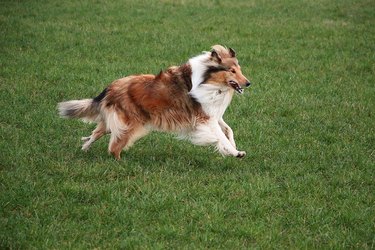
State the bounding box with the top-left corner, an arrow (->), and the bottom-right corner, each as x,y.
229,80 -> 244,94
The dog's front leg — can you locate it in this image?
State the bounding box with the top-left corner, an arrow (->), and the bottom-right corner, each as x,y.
211,120 -> 245,158
188,120 -> 245,158
218,118 -> 236,149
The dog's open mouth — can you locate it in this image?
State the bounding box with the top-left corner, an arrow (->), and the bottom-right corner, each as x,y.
229,80 -> 244,94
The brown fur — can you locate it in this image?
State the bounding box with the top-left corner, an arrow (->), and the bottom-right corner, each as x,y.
105,66 -> 206,127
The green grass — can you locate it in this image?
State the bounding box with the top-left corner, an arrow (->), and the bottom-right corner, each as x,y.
1,0 -> 374,248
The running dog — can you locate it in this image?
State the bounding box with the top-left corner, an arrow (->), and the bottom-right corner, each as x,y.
58,45 -> 251,160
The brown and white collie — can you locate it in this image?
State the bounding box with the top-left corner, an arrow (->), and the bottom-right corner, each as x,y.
58,45 -> 251,160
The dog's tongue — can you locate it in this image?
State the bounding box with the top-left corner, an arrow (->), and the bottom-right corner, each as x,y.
229,81 -> 244,94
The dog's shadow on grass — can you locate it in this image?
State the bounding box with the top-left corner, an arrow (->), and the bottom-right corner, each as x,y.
72,139 -> 249,173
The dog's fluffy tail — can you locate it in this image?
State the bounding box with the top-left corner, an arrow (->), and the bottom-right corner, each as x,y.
58,88 -> 107,122
58,99 -> 100,122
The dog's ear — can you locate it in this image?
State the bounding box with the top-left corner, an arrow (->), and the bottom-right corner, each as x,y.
229,48 -> 236,58
211,49 -> 222,63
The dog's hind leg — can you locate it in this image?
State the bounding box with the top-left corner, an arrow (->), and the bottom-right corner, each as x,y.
81,121 -> 107,151
109,125 -> 149,160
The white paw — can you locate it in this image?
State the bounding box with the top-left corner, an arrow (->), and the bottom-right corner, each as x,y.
81,136 -> 90,142
236,151 -> 246,158
81,143 -> 90,151
81,137 -> 92,151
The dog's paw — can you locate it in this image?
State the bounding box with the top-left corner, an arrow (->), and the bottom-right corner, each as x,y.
81,136 -> 90,142
81,143 -> 90,152
236,151 -> 246,158
81,137 -> 92,151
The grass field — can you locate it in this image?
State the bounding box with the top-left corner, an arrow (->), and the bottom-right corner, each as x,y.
1,0 -> 374,248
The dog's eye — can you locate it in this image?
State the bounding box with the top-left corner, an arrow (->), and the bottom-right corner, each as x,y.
230,69 -> 236,73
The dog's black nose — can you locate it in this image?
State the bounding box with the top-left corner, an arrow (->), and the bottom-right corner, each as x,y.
245,82 -> 251,87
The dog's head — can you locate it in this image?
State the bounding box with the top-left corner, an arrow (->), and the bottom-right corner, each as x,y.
204,70 -> 248,94
204,45 -> 251,94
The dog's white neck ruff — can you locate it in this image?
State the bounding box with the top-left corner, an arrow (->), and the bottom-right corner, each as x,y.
191,83 -> 234,120
188,52 -> 213,91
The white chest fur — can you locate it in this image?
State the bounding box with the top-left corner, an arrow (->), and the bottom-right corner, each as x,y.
190,84 -> 234,119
